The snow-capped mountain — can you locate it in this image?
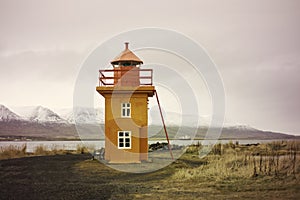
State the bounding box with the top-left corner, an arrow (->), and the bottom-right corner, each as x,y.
148,110 -> 238,128
149,113 -> 211,127
11,106 -> 66,123
55,107 -> 104,124
0,104 -> 22,122
225,124 -> 258,131
148,108 -> 210,127
6,105 -> 104,124
30,106 -> 65,123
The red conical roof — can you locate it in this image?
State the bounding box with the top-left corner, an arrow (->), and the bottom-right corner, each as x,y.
111,42 -> 143,64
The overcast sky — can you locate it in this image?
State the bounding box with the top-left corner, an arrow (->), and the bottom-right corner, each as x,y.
0,0 -> 300,135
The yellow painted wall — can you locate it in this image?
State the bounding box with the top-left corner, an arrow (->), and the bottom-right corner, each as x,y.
96,86 -> 154,163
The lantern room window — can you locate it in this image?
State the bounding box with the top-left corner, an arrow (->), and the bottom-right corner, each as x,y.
121,103 -> 131,118
118,131 -> 131,149
122,62 -> 131,66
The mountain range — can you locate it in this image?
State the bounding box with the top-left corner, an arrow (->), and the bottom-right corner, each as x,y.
1,105 -> 104,124
0,104 -> 298,141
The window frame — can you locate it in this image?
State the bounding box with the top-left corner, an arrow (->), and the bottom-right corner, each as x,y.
117,131 -> 131,149
121,102 -> 131,118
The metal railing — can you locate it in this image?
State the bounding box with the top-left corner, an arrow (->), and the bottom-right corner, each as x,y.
99,69 -> 153,86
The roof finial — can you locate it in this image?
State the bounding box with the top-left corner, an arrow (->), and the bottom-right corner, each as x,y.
125,42 -> 129,50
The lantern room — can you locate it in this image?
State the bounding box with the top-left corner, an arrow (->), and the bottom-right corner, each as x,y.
111,42 -> 142,86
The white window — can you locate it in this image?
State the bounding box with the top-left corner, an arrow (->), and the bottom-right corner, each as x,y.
118,131 -> 131,149
121,103 -> 131,117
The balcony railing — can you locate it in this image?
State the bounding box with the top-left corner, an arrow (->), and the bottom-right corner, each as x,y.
99,69 -> 153,86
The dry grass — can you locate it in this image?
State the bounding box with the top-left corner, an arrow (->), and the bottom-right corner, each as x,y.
0,144 -> 84,160
76,145 -> 90,154
0,144 -> 27,160
173,140 -> 300,181
33,145 -> 69,156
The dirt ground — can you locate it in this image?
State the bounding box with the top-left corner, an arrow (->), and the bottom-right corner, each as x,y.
0,153 -> 299,200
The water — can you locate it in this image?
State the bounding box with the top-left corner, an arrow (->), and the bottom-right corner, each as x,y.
0,139 -> 296,153
149,139 -> 264,146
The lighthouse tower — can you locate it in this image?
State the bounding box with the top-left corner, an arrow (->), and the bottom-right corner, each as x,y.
96,43 -> 155,163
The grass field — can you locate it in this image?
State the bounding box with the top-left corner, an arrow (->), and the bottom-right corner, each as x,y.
0,141 -> 299,199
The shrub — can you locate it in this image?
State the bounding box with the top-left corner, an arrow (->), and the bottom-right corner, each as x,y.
0,144 -> 27,160
76,145 -> 89,154
34,145 -> 49,155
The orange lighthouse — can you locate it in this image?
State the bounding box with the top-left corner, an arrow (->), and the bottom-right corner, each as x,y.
96,42 -> 155,163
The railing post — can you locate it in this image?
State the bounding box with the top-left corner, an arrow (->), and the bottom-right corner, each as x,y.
98,70 -> 101,86
150,69 -> 153,85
